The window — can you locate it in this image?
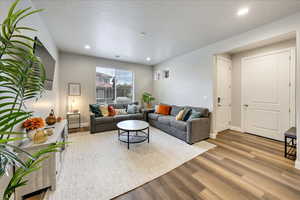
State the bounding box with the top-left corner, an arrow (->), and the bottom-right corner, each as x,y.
96,67 -> 134,104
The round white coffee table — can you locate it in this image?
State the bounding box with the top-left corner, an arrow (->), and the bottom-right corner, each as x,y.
117,120 -> 150,149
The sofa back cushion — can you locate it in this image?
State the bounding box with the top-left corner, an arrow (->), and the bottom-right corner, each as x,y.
156,104 -> 172,115
112,103 -> 127,109
109,102 -> 139,110
170,105 -> 184,116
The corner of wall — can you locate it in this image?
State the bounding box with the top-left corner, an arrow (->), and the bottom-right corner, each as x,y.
230,126 -> 243,132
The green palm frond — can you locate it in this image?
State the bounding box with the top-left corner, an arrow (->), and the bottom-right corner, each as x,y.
3,143 -> 64,200
0,1 -> 63,199
0,0 -> 46,137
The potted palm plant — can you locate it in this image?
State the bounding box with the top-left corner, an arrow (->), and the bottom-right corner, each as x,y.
0,1 -> 63,199
142,92 -> 155,108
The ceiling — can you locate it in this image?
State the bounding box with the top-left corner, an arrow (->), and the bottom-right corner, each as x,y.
32,0 -> 300,65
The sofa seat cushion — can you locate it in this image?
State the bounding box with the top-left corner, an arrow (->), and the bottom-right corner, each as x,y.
115,115 -> 131,123
148,113 -> 161,121
157,115 -> 174,125
170,120 -> 187,131
94,117 -> 114,124
127,113 -> 143,120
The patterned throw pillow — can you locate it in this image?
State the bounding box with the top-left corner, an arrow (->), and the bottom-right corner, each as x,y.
89,104 -> 103,117
182,108 -> 192,121
115,109 -> 127,115
175,110 -> 184,120
100,105 -> 109,117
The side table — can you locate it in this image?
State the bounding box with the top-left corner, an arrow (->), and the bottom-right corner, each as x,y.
284,127 -> 297,160
66,112 -> 81,130
142,108 -> 155,122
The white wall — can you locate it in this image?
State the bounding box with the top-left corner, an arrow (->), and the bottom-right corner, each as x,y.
59,52 -> 153,125
231,39 -> 296,127
153,12 -> 300,167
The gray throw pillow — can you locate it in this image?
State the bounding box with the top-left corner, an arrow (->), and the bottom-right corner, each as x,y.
188,111 -> 202,120
127,104 -> 139,114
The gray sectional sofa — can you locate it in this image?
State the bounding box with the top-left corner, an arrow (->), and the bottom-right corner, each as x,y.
90,102 -> 210,144
90,102 -> 143,133
148,105 -> 211,144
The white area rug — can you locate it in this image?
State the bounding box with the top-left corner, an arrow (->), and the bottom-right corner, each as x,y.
45,127 -> 216,200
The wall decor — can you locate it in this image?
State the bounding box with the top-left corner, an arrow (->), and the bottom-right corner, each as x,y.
68,83 -> 81,96
163,69 -> 170,80
154,71 -> 161,80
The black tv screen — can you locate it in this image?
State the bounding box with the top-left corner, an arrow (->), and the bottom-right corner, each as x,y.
34,37 -> 56,90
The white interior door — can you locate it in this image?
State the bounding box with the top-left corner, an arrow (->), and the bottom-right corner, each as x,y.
242,49 -> 292,141
216,56 -> 231,132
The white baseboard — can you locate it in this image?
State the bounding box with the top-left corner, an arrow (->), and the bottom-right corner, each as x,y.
230,126 -> 243,132
295,159 -> 300,170
81,122 -> 89,127
210,132 -> 217,139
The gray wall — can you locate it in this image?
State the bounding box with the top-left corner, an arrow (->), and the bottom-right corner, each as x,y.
59,52 -> 153,125
153,50 -> 213,109
231,39 -> 296,127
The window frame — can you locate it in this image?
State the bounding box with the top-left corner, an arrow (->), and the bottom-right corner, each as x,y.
95,66 -> 135,104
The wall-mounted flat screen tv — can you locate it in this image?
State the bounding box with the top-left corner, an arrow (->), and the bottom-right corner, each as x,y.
34,37 -> 56,90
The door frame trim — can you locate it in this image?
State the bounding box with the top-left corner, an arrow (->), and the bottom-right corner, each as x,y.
241,47 -> 295,133
215,56 -> 232,132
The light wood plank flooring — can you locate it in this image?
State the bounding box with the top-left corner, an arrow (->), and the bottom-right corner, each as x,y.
27,130 -> 300,200
114,130 -> 300,200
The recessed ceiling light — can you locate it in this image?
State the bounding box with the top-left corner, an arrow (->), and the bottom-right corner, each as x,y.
237,7 -> 249,16
84,45 -> 91,49
146,57 -> 151,61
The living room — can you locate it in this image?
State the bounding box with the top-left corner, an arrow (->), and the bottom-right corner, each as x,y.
1,0 -> 300,200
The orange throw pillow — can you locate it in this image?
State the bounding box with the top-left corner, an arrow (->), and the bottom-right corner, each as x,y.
108,105 -> 116,116
156,104 -> 171,115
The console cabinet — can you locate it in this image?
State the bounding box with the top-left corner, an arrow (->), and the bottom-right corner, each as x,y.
15,120 -> 68,200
